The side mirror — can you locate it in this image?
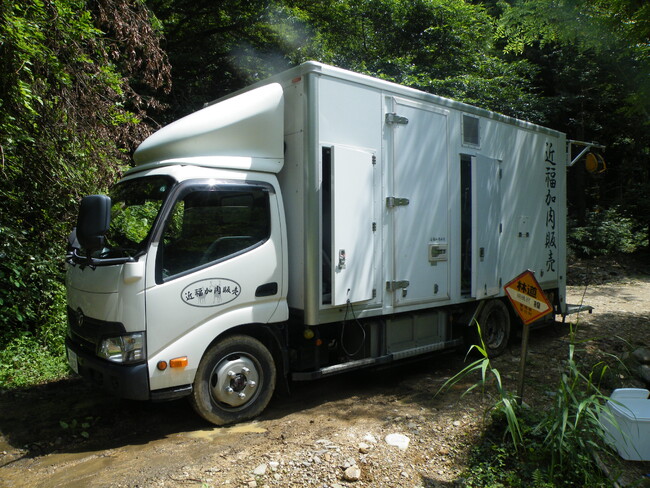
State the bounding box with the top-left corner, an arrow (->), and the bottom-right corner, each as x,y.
77,195 -> 112,253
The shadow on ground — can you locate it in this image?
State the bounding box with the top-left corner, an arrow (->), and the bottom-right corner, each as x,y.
0,320 -> 578,465
0,349 -> 480,463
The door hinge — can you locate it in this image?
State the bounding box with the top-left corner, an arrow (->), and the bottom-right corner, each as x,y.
386,197 -> 410,208
386,280 -> 410,292
385,113 -> 409,125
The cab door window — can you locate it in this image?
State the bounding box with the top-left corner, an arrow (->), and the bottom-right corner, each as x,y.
159,185 -> 271,280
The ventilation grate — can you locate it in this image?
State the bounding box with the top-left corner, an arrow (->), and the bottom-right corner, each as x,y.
462,115 -> 480,146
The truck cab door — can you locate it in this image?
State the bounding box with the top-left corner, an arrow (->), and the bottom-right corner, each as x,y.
144,179 -> 285,391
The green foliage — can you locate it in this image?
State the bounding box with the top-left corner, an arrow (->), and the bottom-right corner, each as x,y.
280,0 -> 545,119
535,339 -> 612,479
0,0 -> 169,389
145,0 -> 292,118
109,200 -> 163,245
59,416 -> 97,439
463,437 -> 541,488
0,332 -> 68,388
0,229 -> 68,387
497,0 -> 613,54
445,322 -> 617,487
569,207 -> 647,257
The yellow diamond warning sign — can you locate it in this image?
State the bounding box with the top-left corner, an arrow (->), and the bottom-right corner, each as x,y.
504,270 -> 553,325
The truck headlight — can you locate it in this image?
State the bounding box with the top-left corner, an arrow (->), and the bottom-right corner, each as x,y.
98,332 -> 146,364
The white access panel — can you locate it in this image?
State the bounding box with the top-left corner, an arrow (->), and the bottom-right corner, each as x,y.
390,99 -> 449,306
331,145 -> 376,305
472,155 -> 501,297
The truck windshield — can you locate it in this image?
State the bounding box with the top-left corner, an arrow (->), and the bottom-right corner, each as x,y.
102,175 -> 174,258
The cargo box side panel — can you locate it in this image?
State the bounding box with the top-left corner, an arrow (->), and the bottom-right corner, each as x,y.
314,77 -> 383,320
318,78 -> 382,151
279,64 -> 566,319
450,112 -> 566,304
498,129 -> 566,294
279,79 -> 307,310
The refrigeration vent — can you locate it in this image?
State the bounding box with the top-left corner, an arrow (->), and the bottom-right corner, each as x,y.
462,114 -> 480,147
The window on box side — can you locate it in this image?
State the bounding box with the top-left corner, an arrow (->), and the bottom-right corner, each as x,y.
462,114 -> 480,147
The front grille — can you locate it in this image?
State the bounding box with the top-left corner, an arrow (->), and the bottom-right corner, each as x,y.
67,307 -> 126,354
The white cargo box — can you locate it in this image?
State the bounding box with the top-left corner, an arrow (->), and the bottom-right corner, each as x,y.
601,388 -> 650,461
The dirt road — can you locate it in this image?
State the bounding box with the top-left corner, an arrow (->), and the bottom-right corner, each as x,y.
1,257 -> 649,487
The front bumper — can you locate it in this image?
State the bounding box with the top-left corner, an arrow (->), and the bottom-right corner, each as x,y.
66,337 -> 150,401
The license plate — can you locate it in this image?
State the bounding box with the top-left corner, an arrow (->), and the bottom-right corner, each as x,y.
67,347 -> 79,374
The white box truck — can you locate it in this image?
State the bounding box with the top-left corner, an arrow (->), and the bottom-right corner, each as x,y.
66,61 -> 568,425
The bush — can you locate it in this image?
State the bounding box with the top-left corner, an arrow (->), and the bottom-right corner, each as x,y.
0,222 -> 71,389
0,333 -> 69,389
568,206 -> 647,257
0,253 -> 69,389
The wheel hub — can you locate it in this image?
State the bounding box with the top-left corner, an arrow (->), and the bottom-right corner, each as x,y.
210,355 -> 260,408
230,373 -> 247,392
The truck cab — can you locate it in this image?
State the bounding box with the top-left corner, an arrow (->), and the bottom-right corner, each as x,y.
67,84 -> 289,424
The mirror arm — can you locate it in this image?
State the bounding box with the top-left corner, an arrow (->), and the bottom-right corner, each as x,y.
66,248 -> 136,267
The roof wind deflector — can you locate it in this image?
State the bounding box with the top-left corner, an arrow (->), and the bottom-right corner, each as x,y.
133,83 -> 284,166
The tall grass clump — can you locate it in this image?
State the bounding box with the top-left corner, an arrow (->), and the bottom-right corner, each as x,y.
440,321 -> 619,487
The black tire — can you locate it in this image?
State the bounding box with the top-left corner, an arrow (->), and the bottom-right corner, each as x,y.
476,299 -> 511,357
190,335 -> 276,425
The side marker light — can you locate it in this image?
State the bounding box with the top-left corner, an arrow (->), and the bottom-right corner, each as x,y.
170,357 -> 188,368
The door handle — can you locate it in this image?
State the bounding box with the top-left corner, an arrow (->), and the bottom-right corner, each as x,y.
255,282 -> 278,297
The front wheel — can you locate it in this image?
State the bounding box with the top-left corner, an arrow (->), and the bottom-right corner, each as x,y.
475,299 -> 511,357
191,335 -> 276,425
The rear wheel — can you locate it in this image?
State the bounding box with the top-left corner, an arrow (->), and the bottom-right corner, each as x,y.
191,335 -> 276,425
475,299 -> 511,357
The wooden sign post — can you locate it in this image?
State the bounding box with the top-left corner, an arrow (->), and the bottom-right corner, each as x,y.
504,270 -> 554,404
